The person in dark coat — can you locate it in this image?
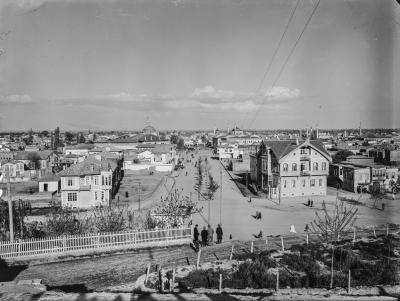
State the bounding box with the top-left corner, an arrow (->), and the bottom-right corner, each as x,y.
201,226 -> 208,247
193,224 -> 199,242
216,224 -> 223,244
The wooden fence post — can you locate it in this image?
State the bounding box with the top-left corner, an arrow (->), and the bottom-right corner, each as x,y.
196,249 -> 201,268
266,238 -> 268,250
281,237 -> 284,252
171,268 -> 176,292
276,270 -> 279,291
159,268 -> 164,293
229,245 -> 234,260
373,226 -> 376,238
145,263 -> 151,284
186,257 -> 190,266
250,241 -> 254,253
386,224 -> 389,237
219,274 -> 222,293
353,228 -> 356,245
347,269 -> 351,293
306,233 -> 309,246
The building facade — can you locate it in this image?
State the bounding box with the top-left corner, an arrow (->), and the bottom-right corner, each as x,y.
59,157 -> 120,208
250,139 -> 332,198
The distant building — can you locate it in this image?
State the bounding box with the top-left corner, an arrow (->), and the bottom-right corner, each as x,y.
39,173 -> 61,193
64,143 -> 95,156
250,139 -> 332,198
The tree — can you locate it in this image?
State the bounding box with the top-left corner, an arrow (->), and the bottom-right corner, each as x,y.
177,138 -> 185,149
40,130 -> 49,137
64,132 -> 74,144
310,198 -> 358,288
332,150 -> 354,163
170,134 -> 179,144
26,152 -> 42,170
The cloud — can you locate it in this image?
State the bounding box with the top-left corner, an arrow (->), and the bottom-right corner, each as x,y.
51,85 -> 300,113
0,94 -> 33,104
264,86 -> 300,99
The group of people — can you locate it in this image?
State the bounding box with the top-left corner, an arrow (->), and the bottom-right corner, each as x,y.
193,224 -> 223,246
307,199 -> 314,207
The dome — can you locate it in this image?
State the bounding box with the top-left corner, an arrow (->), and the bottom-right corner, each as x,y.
142,125 -> 157,134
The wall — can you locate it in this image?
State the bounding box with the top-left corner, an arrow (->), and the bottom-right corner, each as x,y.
39,181 -> 59,192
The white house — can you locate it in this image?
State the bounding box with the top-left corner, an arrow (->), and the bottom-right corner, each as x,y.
59,156 -> 119,208
250,139 -> 332,198
217,145 -> 243,160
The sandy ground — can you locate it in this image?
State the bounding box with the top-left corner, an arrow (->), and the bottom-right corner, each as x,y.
157,149 -> 400,241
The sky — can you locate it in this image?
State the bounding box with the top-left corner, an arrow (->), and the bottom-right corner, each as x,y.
0,0 -> 399,131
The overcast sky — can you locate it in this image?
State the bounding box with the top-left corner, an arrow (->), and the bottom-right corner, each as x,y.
0,0 -> 399,131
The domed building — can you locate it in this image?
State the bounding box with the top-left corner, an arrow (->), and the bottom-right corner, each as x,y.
142,125 -> 158,135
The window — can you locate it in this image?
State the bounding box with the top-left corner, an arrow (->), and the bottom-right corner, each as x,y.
283,163 -> 288,172
292,180 -> 296,188
322,162 -> 327,171
301,163 -> 306,171
101,191 -> 104,200
102,176 -> 104,185
283,180 -> 287,188
302,179 -> 305,187
109,175 -> 112,185
300,148 -> 306,154
339,169 -> 343,176
313,162 -> 319,171
95,176 -> 99,185
292,163 -> 297,171
95,192 -> 97,200
319,179 -> 323,186
67,192 -> 77,202
67,178 -> 74,186
310,179 -> 315,187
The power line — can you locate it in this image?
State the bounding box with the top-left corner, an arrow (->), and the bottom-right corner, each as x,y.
248,0 -> 321,129
255,0 -> 301,93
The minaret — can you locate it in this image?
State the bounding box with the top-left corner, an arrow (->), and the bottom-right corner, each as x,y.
359,121 -> 362,136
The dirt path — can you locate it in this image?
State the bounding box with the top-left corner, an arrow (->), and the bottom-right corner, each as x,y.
14,229 -> 387,292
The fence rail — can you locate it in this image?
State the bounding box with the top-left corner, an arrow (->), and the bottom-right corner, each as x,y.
0,227 -> 192,260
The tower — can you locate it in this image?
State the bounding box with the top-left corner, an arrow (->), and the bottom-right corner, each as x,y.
359,121 -> 362,136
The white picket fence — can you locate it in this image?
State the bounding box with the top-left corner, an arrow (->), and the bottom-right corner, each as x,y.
0,227 -> 192,260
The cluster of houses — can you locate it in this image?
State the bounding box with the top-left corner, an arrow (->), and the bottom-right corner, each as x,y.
216,125 -> 400,199
0,124 -> 182,209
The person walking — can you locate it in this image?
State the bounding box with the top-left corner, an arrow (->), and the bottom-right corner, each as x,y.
193,224 -> 199,243
216,224 -> 223,244
207,224 -> 214,245
201,226 -> 208,247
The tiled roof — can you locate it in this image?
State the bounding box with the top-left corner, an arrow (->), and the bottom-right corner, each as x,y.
263,139 -> 331,160
39,173 -> 60,182
58,156 -> 117,177
15,150 -> 54,160
64,143 -> 95,150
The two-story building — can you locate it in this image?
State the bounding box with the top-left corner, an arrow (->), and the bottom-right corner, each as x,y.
250,139 -> 332,198
59,156 -> 119,208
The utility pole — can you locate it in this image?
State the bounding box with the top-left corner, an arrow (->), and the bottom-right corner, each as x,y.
138,182 -> 141,211
6,167 -> 14,242
219,166 -> 222,225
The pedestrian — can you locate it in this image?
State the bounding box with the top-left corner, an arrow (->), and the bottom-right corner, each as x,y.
201,226 -> 208,247
216,224 -> 223,243
193,224 -> 199,242
382,203 -> 385,211
311,200 -> 314,207
304,224 -> 310,232
208,224 -> 214,245
307,199 -> 310,206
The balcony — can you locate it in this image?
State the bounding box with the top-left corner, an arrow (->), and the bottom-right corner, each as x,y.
300,170 -> 310,176
79,185 -> 91,191
300,155 -> 310,161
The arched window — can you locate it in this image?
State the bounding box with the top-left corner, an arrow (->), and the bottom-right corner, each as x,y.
313,162 -> 319,171
283,163 -> 288,172
292,163 -> 297,171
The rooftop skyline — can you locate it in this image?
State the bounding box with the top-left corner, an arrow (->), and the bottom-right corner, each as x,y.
0,0 -> 399,130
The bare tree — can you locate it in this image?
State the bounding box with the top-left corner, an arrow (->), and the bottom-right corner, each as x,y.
309,198 -> 358,288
